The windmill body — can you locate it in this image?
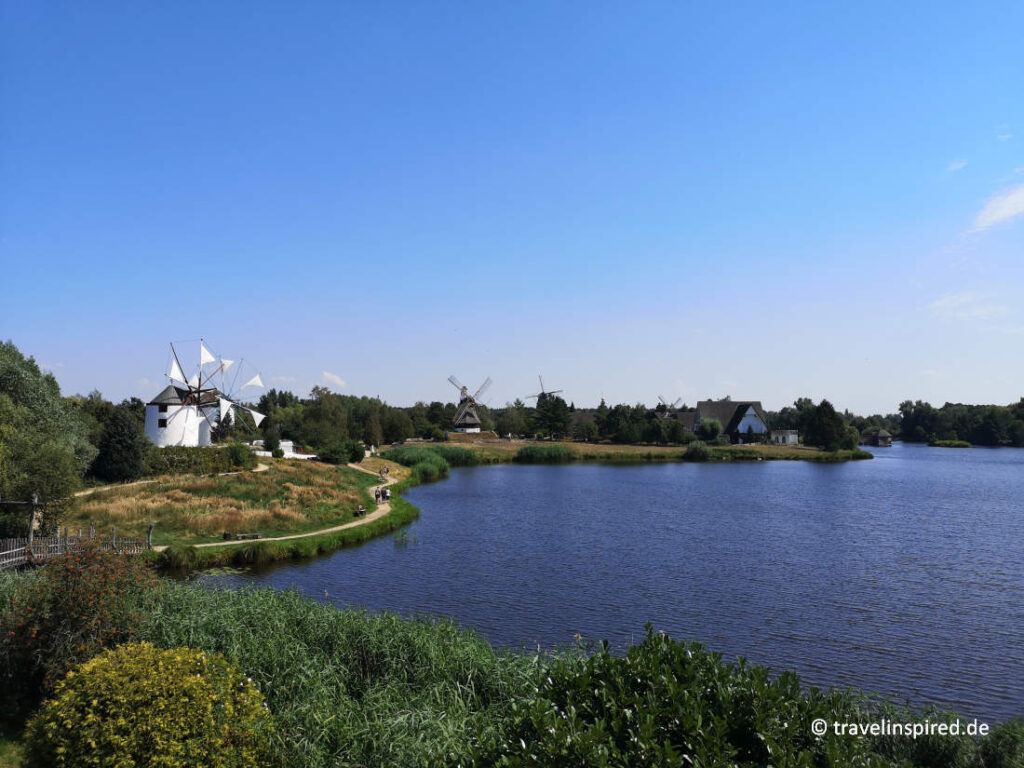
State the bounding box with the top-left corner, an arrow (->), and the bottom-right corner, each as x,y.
144,385 -> 218,447
448,375 -> 491,433
144,341 -> 266,448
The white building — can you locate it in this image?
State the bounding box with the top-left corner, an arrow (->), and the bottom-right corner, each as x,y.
144,385 -> 218,447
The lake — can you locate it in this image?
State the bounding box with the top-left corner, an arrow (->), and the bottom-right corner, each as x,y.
203,442 -> 1024,722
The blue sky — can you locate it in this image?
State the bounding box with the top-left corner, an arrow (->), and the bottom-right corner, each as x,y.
2,2 -> 1023,414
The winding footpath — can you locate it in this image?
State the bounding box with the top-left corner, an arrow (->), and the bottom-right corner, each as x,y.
152,462 -> 397,552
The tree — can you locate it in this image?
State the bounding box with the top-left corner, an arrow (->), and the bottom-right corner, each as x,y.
363,412 -> 383,447
382,409 -> 414,443
90,406 -> 146,482
533,395 -> 572,439
804,400 -> 845,451
301,387 -> 348,448
496,400 -> 529,437
696,418 -> 722,442
0,341 -> 95,515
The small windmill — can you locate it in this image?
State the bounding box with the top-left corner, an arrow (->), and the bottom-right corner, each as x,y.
448,375 -> 492,433
657,395 -> 683,420
146,340 -> 266,447
526,375 -> 564,404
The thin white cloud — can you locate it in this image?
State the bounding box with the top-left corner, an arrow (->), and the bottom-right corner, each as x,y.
320,371 -> 347,389
929,291 -> 1009,319
996,123 -> 1012,141
271,375 -> 297,384
948,159 -> 968,172
970,182 -> 1024,232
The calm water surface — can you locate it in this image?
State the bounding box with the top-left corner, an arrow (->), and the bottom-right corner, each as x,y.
204,443 -> 1024,721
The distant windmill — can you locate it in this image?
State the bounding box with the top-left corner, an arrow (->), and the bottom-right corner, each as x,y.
448,375 -> 492,433
526,375 -> 564,404
657,395 -> 683,420
145,340 -> 266,447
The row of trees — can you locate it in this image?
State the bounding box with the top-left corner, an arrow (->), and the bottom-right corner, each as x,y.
898,399 -> 1024,446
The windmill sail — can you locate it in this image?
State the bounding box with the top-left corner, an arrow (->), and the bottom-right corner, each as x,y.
200,341 -> 216,366
168,358 -> 187,384
218,398 -> 233,421
243,374 -> 264,389
248,409 -> 265,427
220,358 -> 234,371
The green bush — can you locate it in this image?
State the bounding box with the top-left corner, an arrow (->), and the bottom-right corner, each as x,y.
479,627 -> 878,767
929,439 -> 972,448
426,445 -> 480,466
159,543 -> 201,571
23,642 -> 275,768
226,440 -> 256,470
696,417 -> 723,441
684,440 -> 711,462
977,718 -> 1024,768
271,447 -> 285,458
144,444 -> 235,476
0,547 -> 158,722
515,444 -> 574,463
382,446 -> 451,483
317,439 -> 364,465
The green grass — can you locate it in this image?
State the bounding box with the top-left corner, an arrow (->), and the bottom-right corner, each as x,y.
135,582 -> 536,768
930,439 -> 972,448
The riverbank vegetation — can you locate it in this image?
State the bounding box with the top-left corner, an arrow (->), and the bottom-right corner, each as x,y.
929,439 -> 972,448
1,556 -> 1021,767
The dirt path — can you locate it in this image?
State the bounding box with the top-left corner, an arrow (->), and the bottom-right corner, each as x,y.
152,462 -> 396,552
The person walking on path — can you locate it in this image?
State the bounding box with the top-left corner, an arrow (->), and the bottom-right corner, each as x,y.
374,487 -> 381,504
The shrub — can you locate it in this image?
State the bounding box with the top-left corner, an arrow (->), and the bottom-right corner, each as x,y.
317,439 -> 364,465
226,440 -> 256,470
144,445 -> 235,476
0,546 -> 158,721
382,446 -> 451,483
696,417 -> 722,441
23,642 -> 275,768
271,448 -> 285,458
515,445 -> 574,463
159,543 -> 201,571
977,718 -> 1024,768
427,445 -> 479,466
479,627 -> 880,767
684,440 -> 711,462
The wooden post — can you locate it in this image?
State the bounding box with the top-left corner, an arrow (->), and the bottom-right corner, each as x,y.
111,526 -> 117,550
89,523 -> 95,539
27,493 -> 38,558
147,524 -> 154,550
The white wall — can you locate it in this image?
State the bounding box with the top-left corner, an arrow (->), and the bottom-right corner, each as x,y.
735,406 -> 768,434
144,404 -> 213,447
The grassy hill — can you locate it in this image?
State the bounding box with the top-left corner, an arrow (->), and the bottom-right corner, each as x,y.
68,460 -> 380,547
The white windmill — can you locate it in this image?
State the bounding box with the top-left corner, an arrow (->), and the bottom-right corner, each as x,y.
144,340 -> 266,448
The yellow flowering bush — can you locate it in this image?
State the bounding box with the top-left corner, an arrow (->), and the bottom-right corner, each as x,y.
23,642 -> 275,768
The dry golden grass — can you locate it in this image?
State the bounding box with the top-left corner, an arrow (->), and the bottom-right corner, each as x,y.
69,460 -> 370,544
360,455 -> 412,482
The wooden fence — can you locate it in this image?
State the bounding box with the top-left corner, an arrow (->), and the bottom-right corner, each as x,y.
0,533 -> 147,571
